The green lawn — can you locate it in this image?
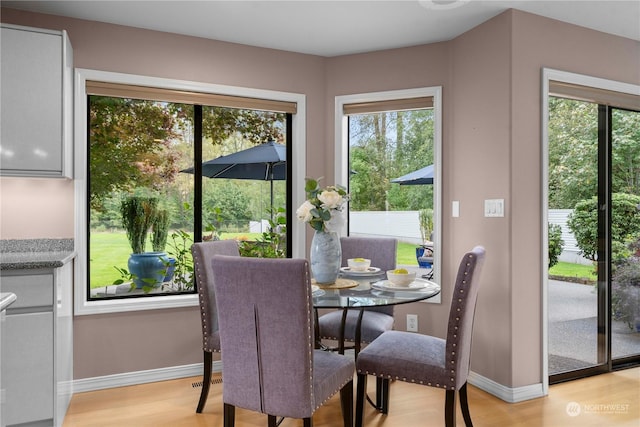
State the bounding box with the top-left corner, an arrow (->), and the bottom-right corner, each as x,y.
89,231 -> 259,288
397,242 -> 419,266
90,232 -> 590,287
89,232 -> 133,288
549,261 -> 596,281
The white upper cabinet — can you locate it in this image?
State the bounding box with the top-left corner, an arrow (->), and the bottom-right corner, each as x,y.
1,24 -> 73,178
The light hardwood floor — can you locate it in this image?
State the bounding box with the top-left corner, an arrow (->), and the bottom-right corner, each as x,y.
63,367 -> 639,427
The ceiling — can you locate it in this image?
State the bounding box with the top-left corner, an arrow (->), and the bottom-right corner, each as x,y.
3,1 -> 639,57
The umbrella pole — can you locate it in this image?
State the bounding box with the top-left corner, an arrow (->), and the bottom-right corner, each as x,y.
270,179 -> 274,222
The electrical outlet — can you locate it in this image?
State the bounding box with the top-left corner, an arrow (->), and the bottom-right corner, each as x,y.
406,314 -> 418,332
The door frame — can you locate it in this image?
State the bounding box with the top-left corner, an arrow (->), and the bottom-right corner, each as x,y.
541,68 -> 640,393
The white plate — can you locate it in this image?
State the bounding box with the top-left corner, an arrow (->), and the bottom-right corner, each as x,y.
339,266 -> 382,276
372,278 -> 433,292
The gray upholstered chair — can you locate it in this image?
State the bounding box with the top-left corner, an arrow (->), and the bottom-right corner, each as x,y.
355,246 -> 486,427
317,236 -> 398,355
211,255 -> 355,427
191,240 -> 240,413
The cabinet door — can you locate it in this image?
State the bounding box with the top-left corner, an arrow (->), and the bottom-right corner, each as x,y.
1,312 -> 54,425
0,25 -> 71,177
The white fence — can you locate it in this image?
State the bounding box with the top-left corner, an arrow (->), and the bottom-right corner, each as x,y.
349,211 -> 423,244
349,209 -> 590,265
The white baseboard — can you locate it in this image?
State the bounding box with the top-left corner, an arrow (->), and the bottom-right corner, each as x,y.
72,360 -> 223,393
468,370 -> 545,403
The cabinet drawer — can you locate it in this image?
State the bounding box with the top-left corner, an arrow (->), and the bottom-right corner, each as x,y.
1,274 -> 53,308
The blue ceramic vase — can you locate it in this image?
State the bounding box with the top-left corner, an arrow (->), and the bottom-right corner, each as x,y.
128,252 -> 168,289
310,230 -> 342,284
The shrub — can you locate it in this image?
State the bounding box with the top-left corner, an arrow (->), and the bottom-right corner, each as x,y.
418,208 -> 434,244
567,193 -> 640,263
239,207 -> 287,258
612,258 -> 640,329
548,223 -> 564,268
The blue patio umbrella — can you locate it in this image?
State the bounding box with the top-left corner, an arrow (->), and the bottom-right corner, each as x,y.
182,140 -> 287,211
390,164 -> 434,185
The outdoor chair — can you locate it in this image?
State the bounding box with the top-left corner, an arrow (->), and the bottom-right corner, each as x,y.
355,246 -> 486,427
211,255 -> 355,427
191,240 -> 240,413
317,236 -> 398,356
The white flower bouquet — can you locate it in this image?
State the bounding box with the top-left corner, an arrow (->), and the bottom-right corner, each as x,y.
296,178 -> 349,232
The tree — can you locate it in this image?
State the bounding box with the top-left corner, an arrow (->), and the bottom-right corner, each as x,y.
89,96 -> 179,209
547,97 -> 598,209
89,97 -> 286,210
202,183 -> 252,229
612,108 -> 640,196
567,193 -> 640,263
348,109 -> 434,211
548,98 -> 640,209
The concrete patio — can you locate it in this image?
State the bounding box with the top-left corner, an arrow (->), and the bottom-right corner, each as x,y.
549,279 -> 640,374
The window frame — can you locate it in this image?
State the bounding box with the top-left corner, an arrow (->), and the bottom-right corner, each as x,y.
74,68 -> 306,315
334,87 -> 442,304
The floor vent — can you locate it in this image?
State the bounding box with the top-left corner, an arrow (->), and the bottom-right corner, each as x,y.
192,376 -> 223,388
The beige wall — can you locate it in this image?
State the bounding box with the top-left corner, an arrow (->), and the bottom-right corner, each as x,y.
0,7 -> 327,380
0,178 -> 75,238
1,7 -> 638,392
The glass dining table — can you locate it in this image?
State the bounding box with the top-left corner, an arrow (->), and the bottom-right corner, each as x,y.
312,268 -> 441,354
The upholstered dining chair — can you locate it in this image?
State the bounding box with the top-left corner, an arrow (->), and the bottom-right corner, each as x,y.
211,255 -> 355,427
355,246 -> 486,427
191,240 -> 240,413
317,236 -> 398,355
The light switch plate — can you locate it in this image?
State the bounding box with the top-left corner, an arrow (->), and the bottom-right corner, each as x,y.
484,199 -> 504,217
452,200 -> 460,217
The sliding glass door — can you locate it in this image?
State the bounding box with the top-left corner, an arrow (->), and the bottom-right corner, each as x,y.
548,94 -> 640,382
610,107 -> 640,364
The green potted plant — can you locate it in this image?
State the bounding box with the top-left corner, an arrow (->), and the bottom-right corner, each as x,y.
416,208 -> 434,268
151,207 -> 175,282
120,194 -> 169,290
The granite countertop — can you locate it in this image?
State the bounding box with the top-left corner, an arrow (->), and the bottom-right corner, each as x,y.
0,239 -> 75,270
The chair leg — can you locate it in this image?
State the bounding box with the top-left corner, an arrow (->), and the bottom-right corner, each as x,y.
223,403 -> 235,427
303,417 -> 313,427
444,390 -> 456,427
459,382 -> 474,427
268,415 -> 277,427
375,377 -> 383,409
196,351 -> 212,413
355,373 -> 367,427
340,379 -> 353,427
379,378 -> 390,414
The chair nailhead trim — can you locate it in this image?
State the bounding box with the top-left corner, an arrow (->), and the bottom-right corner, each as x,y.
357,252 -> 479,397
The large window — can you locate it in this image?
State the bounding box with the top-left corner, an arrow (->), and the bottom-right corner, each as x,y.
88,95 -> 289,300
75,69 -> 306,314
335,87 -> 442,301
